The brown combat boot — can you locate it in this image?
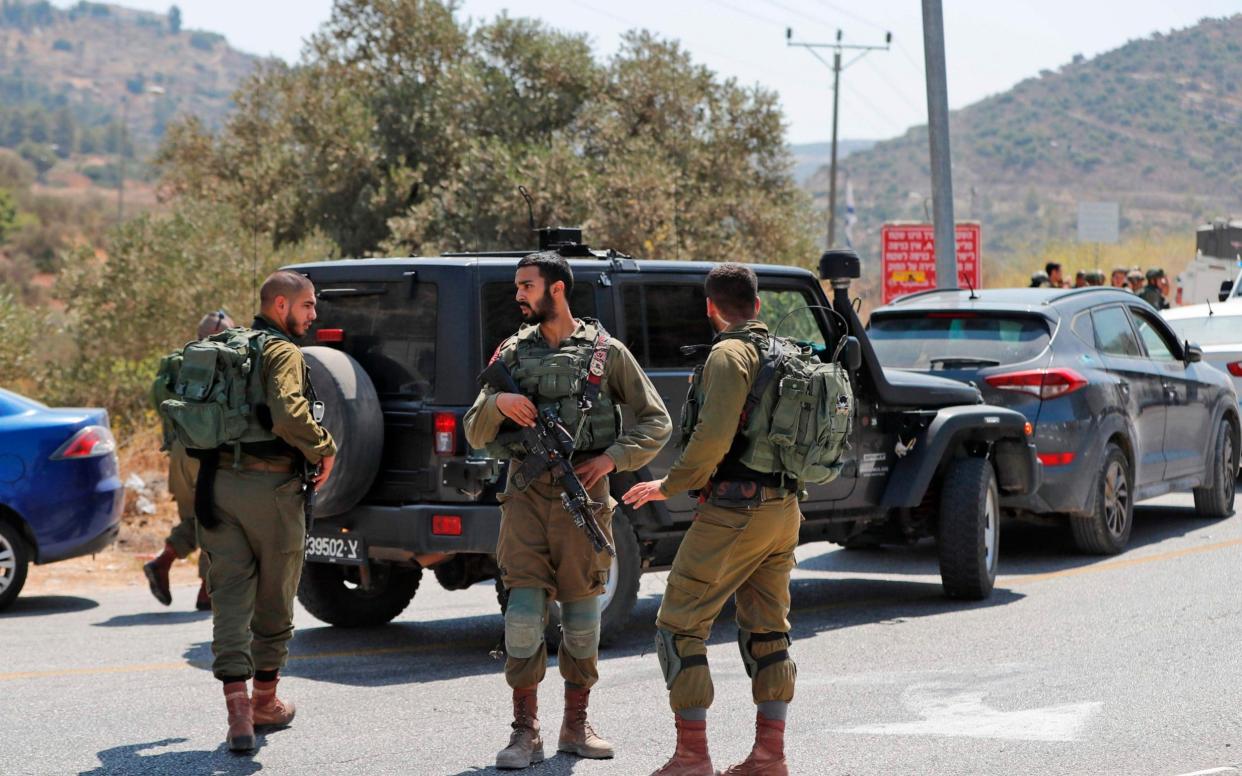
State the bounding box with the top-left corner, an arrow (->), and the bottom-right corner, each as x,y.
650,715 -> 714,776
720,714 -> 787,776
142,543 -> 176,606
496,686 -> 543,769
252,674 -> 296,728
223,681 -> 255,752
195,579 -> 211,611
557,685 -> 614,759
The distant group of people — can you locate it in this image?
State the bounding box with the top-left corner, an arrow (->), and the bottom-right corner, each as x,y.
1029,261 -> 1170,309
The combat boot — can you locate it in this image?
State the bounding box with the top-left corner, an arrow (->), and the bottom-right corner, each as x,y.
252,673 -> 296,727
142,543 -> 176,606
720,714 -> 787,775
650,715 -> 714,776
195,579 -> 211,611
496,686 -> 543,769
223,681 -> 255,752
557,685 -> 614,759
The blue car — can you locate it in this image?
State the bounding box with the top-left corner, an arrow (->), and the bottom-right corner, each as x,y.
0,388 -> 124,609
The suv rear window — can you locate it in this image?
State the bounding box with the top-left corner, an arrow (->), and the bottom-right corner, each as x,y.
622,283 -> 716,368
869,313 -> 1051,368
316,282 -> 438,398
481,281 -> 597,361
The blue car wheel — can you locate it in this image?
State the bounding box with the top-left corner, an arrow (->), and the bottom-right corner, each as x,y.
0,519 -> 30,610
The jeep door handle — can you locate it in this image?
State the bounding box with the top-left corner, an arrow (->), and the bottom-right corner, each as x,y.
1117,380 -> 1129,393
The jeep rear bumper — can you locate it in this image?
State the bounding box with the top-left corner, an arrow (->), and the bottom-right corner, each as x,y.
310,503 -> 502,558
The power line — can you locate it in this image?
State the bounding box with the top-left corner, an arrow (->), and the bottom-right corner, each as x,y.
861,55 -> 925,118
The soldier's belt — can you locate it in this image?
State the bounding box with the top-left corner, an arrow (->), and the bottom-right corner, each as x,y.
698,479 -> 791,508
220,460 -> 294,474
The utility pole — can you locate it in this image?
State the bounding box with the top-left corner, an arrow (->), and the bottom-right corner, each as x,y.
922,0 -> 957,289
787,27 -> 891,248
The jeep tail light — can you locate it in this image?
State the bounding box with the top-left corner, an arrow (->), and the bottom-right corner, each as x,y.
51,425 -> 116,460
985,368 -> 1088,400
432,514 -> 462,536
315,328 -> 345,344
434,413 -> 457,456
1227,361 -> 1242,377
1037,452 -> 1076,466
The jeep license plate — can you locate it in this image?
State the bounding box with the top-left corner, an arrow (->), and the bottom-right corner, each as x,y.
305,533 -> 367,565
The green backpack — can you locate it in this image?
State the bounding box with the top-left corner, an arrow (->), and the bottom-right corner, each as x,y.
683,333 -> 854,485
151,327 -> 283,454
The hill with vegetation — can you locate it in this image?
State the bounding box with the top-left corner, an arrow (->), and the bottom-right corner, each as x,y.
810,13 -> 1242,280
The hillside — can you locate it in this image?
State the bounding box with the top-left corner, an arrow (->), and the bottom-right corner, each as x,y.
0,1 -> 260,168
810,14 -> 1242,273
790,139 -> 876,185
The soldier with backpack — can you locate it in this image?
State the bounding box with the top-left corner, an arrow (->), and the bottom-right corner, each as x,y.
624,263 -> 853,776
152,270 -> 336,752
144,309 -> 234,611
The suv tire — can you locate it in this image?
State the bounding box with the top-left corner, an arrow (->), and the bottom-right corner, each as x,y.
495,507 -> 642,650
1071,442 -> 1133,555
1192,419 -> 1237,519
937,457 -> 999,600
298,561 -> 421,627
302,346 -> 384,518
0,519 -> 30,611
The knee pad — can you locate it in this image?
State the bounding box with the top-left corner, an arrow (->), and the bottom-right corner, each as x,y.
559,598 -> 600,659
655,629 -> 708,690
738,629 -> 792,679
504,587 -> 546,659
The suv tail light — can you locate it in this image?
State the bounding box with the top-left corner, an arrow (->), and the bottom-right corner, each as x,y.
985,368 -> 1088,400
432,514 -> 462,536
434,413 -> 457,456
315,328 -> 345,344
51,425 -> 116,460
1037,452 -> 1076,466
1227,361 -> 1242,377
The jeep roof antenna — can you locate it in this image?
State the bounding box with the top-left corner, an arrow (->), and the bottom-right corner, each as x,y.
518,186 -> 536,236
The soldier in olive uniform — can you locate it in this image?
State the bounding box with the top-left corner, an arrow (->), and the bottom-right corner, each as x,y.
144,310 -> 234,611
198,271 -> 336,752
1141,268 -> 1170,309
464,250 -> 671,770
625,264 -> 802,776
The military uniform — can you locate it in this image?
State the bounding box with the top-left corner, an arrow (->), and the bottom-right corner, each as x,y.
166,442 -> 209,579
464,317 -> 670,767
196,314 -> 336,683
1140,283 -> 1169,309
652,320 -> 801,776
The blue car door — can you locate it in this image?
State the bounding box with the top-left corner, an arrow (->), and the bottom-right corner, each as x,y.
1129,306 -> 1208,481
1091,305 -> 1167,486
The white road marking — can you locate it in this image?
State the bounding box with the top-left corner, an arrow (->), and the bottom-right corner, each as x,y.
1170,769 -> 1239,776
838,682 -> 1101,742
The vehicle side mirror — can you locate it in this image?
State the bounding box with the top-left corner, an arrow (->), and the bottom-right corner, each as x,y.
1220,280 -> 1234,303
1184,341 -> 1203,364
843,336 -> 862,371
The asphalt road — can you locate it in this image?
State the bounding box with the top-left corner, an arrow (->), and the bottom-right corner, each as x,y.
2,489 -> 1240,776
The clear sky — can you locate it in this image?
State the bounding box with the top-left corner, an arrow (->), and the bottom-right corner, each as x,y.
78,0 -> 1241,144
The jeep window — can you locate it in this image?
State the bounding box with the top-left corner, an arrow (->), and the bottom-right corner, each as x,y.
622,284 -> 715,368
481,281 -> 597,361
758,289 -> 826,348
1091,306 -> 1142,357
317,282 -> 438,398
868,313 -> 1051,369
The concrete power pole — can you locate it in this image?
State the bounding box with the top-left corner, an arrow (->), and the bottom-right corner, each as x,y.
922,0 -> 957,289
787,27 -> 891,249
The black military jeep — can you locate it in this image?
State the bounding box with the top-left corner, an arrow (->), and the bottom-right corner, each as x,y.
288,234 -> 1039,644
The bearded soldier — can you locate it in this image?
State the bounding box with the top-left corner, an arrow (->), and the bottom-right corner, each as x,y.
465,250 -> 671,770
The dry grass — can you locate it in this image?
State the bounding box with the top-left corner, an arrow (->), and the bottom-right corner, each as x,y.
989,234 -> 1191,289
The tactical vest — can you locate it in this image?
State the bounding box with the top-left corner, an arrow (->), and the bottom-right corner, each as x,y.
486,318 -> 620,459
679,324 -> 854,486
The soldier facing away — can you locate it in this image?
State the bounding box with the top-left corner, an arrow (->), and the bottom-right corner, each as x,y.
144,310 -> 235,611
195,271 -> 336,751
464,250 -> 671,770
624,263 -> 804,776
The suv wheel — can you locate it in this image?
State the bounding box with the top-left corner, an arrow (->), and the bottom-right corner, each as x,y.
297,561 -> 421,627
495,506 -> 642,649
937,457 -> 999,600
1192,419 -> 1237,519
1070,443 -> 1133,555
0,520 -> 30,611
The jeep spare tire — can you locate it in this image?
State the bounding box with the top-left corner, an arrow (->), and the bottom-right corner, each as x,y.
302,346 -> 383,518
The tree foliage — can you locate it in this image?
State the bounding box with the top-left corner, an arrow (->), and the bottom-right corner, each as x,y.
159,0 -> 814,264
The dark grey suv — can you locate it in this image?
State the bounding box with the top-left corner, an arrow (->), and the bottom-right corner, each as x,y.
869,287 -> 1240,554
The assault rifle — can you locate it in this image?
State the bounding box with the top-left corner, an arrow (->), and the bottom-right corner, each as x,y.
479,360 -> 617,557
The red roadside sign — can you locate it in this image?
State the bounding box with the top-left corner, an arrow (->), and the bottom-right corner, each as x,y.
880,222 -> 982,304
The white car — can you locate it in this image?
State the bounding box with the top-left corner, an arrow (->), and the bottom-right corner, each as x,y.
1163,302 -> 1242,403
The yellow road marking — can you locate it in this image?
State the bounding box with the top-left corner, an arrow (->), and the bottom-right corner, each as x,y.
1002,536 -> 1242,586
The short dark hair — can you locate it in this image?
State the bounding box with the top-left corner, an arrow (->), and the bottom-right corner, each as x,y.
1045,262 -> 1062,275
259,270 -> 313,307
517,250 -> 574,295
705,263 -> 758,321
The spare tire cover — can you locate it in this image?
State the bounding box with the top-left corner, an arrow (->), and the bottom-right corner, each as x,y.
302,346 -> 383,518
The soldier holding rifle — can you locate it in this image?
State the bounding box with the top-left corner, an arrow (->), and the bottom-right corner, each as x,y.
465,250 -> 671,770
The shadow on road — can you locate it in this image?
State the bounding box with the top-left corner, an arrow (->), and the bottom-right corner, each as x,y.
93,610 -> 212,628
0,594 -> 97,618
444,753 -> 591,776
77,737 -> 264,775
